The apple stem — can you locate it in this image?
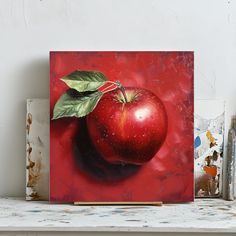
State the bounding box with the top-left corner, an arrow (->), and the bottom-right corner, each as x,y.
101,80 -> 128,103
116,81 -> 128,103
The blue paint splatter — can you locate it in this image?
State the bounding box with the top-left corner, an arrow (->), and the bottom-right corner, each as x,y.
194,136 -> 201,149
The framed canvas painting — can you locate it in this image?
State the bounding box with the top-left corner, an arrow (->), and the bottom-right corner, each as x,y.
50,51 -> 194,203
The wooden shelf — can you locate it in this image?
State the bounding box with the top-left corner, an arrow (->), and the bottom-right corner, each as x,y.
0,198 -> 236,233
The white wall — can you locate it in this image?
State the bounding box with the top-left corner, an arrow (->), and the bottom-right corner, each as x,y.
0,0 -> 236,197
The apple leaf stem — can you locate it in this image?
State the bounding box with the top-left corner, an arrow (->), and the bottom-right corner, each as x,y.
101,83 -> 117,94
102,88 -> 117,94
106,81 -> 118,85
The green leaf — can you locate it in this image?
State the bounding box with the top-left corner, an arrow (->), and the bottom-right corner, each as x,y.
52,89 -> 103,119
61,70 -> 107,92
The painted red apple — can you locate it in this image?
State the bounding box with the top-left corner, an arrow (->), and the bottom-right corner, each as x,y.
86,87 -> 168,165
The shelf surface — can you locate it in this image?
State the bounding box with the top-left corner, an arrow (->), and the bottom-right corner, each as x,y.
0,198 -> 236,233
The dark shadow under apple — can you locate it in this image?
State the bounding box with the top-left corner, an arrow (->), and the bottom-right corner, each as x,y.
73,118 -> 141,182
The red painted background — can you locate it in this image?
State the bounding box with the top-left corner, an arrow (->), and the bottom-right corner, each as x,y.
50,52 -> 194,202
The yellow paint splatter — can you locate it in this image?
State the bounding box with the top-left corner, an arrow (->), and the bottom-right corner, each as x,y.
206,130 -> 216,145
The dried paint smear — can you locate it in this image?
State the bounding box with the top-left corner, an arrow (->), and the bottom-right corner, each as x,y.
194,100 -> 225,197
26,99 -> 49,200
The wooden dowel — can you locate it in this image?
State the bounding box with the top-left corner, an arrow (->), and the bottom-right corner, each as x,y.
74,201 -> 163,206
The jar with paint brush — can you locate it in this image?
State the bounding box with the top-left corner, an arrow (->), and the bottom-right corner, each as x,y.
223,116 -> 236,200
